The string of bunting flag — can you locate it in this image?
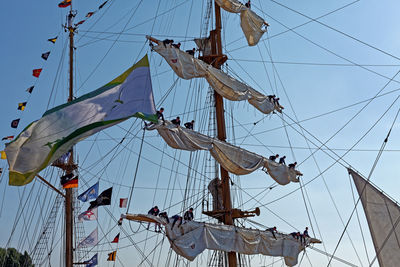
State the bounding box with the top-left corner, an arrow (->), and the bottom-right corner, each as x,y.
1,0 -> 110,160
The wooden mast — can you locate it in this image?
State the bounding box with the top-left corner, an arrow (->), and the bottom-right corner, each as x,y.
65,7 -> 75,267
213,2 -> 237,266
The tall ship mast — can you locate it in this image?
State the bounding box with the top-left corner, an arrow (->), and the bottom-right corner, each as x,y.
2,0 -> 400,266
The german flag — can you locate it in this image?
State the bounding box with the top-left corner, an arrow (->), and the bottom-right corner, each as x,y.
58,0 -> 71,8
48,37 -> 58,44
18,102 -> 27,111
61,173 -> 78,189
86,12 -> 94,18
107,251 -> 116,261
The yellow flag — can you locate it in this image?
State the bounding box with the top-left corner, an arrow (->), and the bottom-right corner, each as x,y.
0,151 -> 6,159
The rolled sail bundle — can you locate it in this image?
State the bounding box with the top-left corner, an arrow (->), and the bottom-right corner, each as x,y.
167,221 -> 320,266
146,122 -> 301,185
148,38 -> 283,114
215,0 -> 268,46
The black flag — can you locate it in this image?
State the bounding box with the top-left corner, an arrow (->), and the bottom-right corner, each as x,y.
99,1 -> 108,9
41,51 -> 50,60
26,86 -> 34,94
88,187 -> 112,210
11,119 -> 20,128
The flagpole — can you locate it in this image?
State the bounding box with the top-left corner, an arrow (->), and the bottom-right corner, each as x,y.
65,5 -> 75,267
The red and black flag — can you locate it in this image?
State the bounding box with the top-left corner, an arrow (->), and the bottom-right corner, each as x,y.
32,69 -> 42,78
61,173 -> 78,188
88,187 -> 112,210
111,233 -> 120,243
107,251 -> 116,261
48,36 -> 58,44
58,0 -> 71,8
41,51 -> 50,60
26,86 -> 34,94
18,102 -> 27,111
99,1 -> 108,9
86,12 -> 94,18
11,119 -> 20,128
75,20 -> 85,26
2,136 -> 14,141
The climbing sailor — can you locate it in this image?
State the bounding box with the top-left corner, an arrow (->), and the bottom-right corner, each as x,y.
183,208 -> 194,222
171,116 -> 181,126
184,120 -> 195,129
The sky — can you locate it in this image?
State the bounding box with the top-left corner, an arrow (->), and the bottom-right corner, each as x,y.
2,0 -> 400,266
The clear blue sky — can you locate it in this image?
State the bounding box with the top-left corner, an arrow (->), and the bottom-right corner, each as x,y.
1,0 -> 400,266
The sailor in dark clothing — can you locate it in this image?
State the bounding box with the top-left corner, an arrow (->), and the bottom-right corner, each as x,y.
267,94 -> 276,102
184,120 -> 195,129
183,208 -> 194,222
172,42 -> 181,49
156,108 -> 165,122
290,232 -> 301,240
171,116 -> 181,126
159,212 -> 169,224
147,206 -> 160,231
162,39 -> 174,47
288,162 -> 297,170
171,214 -> 182,229
186,48 -> 196,56
148,206 -> 159,216
266,226 -> 277,239
269,154 -> 279,161
303,227 -> 310,238
245,0 -> 251,8
279,156 -> 286,165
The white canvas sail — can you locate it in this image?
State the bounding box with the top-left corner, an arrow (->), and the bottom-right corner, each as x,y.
215,0 -> 267,46
348,168 -> 400,267
146,122 -> 301,185
150,41 -> 283,114
121,214 -> 321,266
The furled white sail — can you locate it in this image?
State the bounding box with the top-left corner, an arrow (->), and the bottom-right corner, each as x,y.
215,0 -> 268,46
121,214 -> 321,266
146,122 -> 301,185
150,41 -> 283,114
348,168 -> 400,267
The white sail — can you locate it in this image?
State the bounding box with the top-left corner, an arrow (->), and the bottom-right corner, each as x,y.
215,0 -> 267,46
121,213 -> 320,266
349,168 -> 400,267
146,122 -> 301,185
150,41 -> 282,114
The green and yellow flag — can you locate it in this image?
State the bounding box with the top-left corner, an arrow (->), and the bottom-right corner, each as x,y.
5,55 -> 157,186
0,151 -> 6,159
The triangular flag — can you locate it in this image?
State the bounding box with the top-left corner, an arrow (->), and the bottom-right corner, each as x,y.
78,182 -> 99,202
99,1 -> 108,9
107,251 -> 116,261
0,168 -> 2,174
48,37 -> 58,44
78,208 -> 98,222
58,0 -> 71,8
41,51 -> 50,60
18,102 -> 27,111
2,136 -> 14,141
119,198 -> 127,208
78,228 -> 98,248
0,151 -> 6,160
88,187 -> 112,210
11,119 -> 20,128
111,233 -> 120,243
83,254 -> 98,267
86,12 -> 94,18
26,86 -> 34,94
75,20 -> 85,26
32,69 -> 42,78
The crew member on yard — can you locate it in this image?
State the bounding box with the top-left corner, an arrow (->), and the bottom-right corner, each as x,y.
269,154 -> 279,161
184,120 -> 195,129
171,116 -> 181,126
183,208 -> 194,222
279,156 -> 286,165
